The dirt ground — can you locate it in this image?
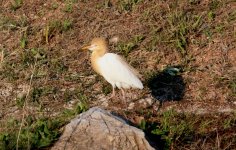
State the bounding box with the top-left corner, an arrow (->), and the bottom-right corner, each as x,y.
0,0 -> 236,149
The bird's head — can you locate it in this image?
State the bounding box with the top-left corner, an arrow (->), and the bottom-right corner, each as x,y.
82,38 -> 108,53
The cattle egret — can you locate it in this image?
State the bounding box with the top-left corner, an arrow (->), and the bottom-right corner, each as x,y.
82,38 -> 143,99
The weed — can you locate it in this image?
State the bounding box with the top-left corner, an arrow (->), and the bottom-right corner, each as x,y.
71,0 -> 78,3
0,100 -> 88,149
199,120 -> 214,133
139,119 -> 146,130
0,17 -> 18,30
215,24 -> 224,33
44,19 -> 73,43
138,110 -> 195,149
192,15 -> 203,30
209,0 -> 220,10
31,87 -> 43,103
64,3 -> 73,13
228,10 -> 236,22
62,101 -> 88,117
63,89 -> 74,102
63,88 -> 88,106
208,11 -> 216,21
166,10 -> 190,56
229,78 -> 236,99
0,61 -> 20,81
18,16 -> 28,27
44,20 -> 63,43
49,59 -> 68,74
117,42 -> 136,57
230,82 -> 236,95
62,19 -> 73,31
11,0 -> 23,11
20,36 -> 27,49
75,101 -> 88,113
140,110 -> 236,149
0,15 -> 28,30
64,73 -> 81,81
102,85 -> 112,95
223,116 -> 235,129
20,48 -> 46,67
118,0 -> 141,12
117,35 -> 144,57
143,70 -> 156,81
203,27 -> 213,39
0,118 -> 60,149
30,86 -> 58,103
16,95 -> 26,108
51,2 -> 59,10
215,75 -> 236,100
189,0 -> 200,5
104,0 -> 112,8
44,25 -> 50,44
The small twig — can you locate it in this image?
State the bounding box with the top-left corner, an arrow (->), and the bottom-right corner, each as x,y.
160,39 -> 178,43
0,50 -> 3,67
16,62 -> 36,150
216,130 -> 221,149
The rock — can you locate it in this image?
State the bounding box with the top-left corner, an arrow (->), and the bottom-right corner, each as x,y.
138,97 -> 155,108
0,83 -> 13,100
51,107 -> 156,150
128,102 -> 135,110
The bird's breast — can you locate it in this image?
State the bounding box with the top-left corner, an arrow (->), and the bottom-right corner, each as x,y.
91,54 -> 102,75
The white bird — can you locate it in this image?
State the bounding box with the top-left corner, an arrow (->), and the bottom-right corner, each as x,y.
82,37 -> 143,99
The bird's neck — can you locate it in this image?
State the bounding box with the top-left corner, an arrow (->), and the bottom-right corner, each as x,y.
91,48 -> 107,75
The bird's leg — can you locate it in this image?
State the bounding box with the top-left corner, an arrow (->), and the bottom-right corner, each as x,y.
108,86 -> 115,100
121,88 -> 128,109
121,88 -> 125,100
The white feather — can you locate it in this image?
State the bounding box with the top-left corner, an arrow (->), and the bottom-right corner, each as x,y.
97,53 -> 143,89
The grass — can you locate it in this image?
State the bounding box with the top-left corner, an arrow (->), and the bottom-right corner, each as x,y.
140,110 -> 236,149
11,0 -> 23,11
117,35 -> 145,57
117,0 -> 141,12
2,16 -> 30,33
0,102 -> 88,150
64,3 -> 73,13
0,0 -> 236,149
44,19 -> 73,44
63,0 -> 79,13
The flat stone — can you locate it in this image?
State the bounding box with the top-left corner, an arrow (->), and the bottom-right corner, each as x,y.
51,107 -> 156,150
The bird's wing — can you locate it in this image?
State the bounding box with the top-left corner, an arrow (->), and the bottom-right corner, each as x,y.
113,54 -> 143,78
97,53 -> 143,89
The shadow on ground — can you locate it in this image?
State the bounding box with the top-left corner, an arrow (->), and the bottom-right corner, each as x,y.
145,128 -> 166,150
147,66 -> 185,102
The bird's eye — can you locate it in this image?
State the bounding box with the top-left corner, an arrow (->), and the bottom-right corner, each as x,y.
92,44 -> 98,49
88,44 -> 98,51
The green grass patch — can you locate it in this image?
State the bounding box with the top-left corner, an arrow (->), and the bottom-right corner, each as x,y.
117,0 -> 142,12
0,16 -> 27,31
140,110 -> 236,149
11,0 -> 23,11
0,102 -> 88,150
44,19 -> 73,43
117,35 -> 145,57
63,0 -> 78,13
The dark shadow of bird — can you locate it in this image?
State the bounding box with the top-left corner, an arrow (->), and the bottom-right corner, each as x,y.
147,66 -> 186,109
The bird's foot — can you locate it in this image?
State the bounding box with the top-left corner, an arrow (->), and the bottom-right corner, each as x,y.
107,94 -> 115,100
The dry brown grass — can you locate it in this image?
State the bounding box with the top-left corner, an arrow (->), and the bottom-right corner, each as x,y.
0,0 -> 236,149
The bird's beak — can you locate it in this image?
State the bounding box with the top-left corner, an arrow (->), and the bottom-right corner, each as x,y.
81,45 -> 91,50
